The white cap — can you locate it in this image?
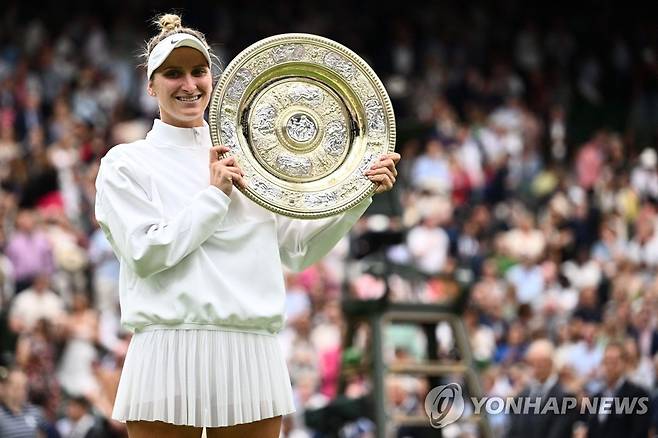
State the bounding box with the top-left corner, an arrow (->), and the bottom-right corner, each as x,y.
147,33 -> 211,79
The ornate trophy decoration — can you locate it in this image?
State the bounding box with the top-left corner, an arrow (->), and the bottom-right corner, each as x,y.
209,33 -> 396,218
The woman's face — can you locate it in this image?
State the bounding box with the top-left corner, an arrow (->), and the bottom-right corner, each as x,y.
148,47 -> 211,128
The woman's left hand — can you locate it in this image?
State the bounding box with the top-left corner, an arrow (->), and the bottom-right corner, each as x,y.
366,152 -> 401,194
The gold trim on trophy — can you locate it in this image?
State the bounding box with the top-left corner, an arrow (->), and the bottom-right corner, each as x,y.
209,33 -> 396,219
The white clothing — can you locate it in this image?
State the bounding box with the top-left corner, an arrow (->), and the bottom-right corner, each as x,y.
406,224 -> 449,274
626,235 -> 658,267
561,260 -> 602,290
502,228 -> 546,261
95,118 -> 371,334
56,338 -> 99,397
9,288 -> 65,330
112,329 -> 295,427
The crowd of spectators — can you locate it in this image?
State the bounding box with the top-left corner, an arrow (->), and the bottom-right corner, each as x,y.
0,1 -> 656,437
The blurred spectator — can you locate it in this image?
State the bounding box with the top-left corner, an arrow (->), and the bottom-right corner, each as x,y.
562,246 -> 601,292
506,209 -> 543,248
14,318 -> 60,421
537,260 -> 578,326
623,337 -> 655,391
631,148 -> 658,201
626,213 -> 658,268
57,292 -> 99,398
0,249 -> 15,307
506,339 -> 577,438
0,3 -> 655,436
55,395 -> 96,438
310,300 -> 343,398
406,207 -> 449,275
88,219 -> 119,317
410,138 -> 452,194
575,134 -> 604,191
494,321 -> 528,366
282,311 -> 319,386
0,125 -> 20,184
585,342 -> 651,438
628,305 -> 658,359
505,255 -> 544,307
44,210 -> 89,305
561,321 -> 604,382
5,209 -> 54,292
464,306 -> 496,366
8,273 -> 64,334
0,367 -> 50,437
591,220 -> 626,278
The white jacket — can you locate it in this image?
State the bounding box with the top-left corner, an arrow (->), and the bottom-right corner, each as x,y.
95,119 -> 371,334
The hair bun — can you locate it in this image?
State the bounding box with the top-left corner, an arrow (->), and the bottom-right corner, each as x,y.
158,14 -> 182,32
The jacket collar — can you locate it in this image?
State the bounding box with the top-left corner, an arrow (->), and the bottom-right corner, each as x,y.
145,118 -> 211,149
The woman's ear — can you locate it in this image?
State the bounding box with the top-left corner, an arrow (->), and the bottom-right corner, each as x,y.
147,81 -> 156,97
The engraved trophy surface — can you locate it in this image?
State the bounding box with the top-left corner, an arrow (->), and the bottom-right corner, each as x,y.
209,33 -> 395,219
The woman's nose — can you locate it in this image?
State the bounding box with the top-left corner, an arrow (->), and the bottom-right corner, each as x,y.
180,74 -> 197,91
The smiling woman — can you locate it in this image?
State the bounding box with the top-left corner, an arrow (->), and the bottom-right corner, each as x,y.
148,48 -> 212,128
94,11 -> 400,438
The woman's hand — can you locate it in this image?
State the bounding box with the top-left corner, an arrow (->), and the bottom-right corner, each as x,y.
209,146 -> 246,196
366,152 -> 401,194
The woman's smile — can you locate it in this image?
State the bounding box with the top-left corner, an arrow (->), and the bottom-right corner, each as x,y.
148,46 -> 212,128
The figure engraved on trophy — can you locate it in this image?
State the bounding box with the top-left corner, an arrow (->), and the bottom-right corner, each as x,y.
275,155 -> 313,177
365,99 -> 386,133
246,56 -> 274,76
323,52 -> 356,80
286,114 -> 318,143
358,152 -> 378,177
226,68 -> 254,101
254,104 -> 277,135
305,191 -> 338,207
270,44 -> 305,63
337,179 -> 361,199
323,121 -> 347,156
288,84 -> 323,107
220,119 -> 240,151
251,178 -> 282,200
211,34 -> 395,218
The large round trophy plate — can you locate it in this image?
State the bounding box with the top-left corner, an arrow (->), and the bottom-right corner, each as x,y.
209,33 -> 396,219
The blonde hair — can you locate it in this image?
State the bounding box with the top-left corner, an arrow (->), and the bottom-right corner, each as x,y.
140,13 -> 220,75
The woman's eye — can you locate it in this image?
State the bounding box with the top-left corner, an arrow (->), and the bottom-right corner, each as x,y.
164,70 -> 180,78
193,68 -> 208,76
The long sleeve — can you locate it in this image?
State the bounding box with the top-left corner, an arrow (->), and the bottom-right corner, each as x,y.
276,197 -> 371,272
94,152 -> 231,278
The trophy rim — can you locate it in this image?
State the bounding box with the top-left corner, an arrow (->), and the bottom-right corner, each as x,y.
209,33 -> 396,219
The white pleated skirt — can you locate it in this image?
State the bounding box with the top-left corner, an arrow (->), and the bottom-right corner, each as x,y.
111,328 -> 296,427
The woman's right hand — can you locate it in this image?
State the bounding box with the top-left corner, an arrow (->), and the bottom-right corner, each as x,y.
209,145 -> 245,196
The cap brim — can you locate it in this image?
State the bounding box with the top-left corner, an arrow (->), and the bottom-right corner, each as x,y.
147,33 -> 211,79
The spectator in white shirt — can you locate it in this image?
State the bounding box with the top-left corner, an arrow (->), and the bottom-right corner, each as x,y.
8,274 -> 64,334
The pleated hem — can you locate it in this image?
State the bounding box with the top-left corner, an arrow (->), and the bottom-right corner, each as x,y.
111,329 -> 296,427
